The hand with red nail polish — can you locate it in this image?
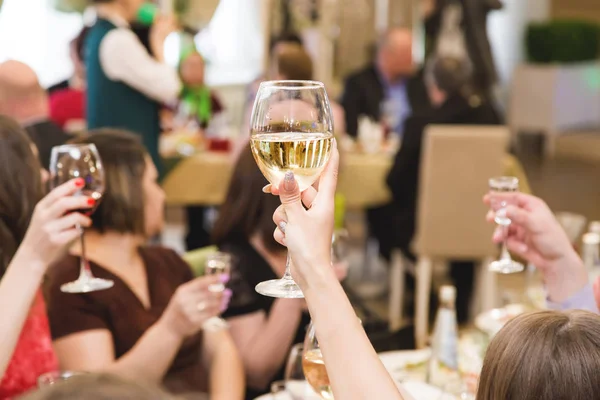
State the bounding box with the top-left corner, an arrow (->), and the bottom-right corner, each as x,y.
17,178 -> 93,273
483,192 -> 588,304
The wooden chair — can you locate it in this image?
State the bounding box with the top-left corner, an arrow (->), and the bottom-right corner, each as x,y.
411,125 -> 509,348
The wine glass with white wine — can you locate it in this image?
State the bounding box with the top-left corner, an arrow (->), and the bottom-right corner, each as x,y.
250,80 -> 334,298
302,322 -> 333,399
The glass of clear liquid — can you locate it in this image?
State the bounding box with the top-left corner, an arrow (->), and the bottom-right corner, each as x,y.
488,176 -> 524,274
249,80 -> 334,298
203,252 -> 231,331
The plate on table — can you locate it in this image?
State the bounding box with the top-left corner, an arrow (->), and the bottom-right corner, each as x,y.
379,349 -> 431,383
475,303 -> 529,337
253,381 -> 320,400
401,381 -> 457,400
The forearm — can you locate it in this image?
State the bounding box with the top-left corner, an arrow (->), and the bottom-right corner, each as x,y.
207,331 -> 245,400
241,300 -> 303,388
0,251 -> 46,376
544,250 -> 589,304
104,321 -> 183,383
303,266 -> 404,400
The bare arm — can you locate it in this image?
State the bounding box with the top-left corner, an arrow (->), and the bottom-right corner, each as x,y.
0,253 -> 46,377
227,300 -> 303,389
202,328 -> 245,400
53,322 -> 183,384
304,268 -> 405,400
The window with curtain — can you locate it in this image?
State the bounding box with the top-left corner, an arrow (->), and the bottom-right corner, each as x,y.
0,0 -> 82,87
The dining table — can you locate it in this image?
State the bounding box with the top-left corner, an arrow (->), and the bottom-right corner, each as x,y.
161,150 -> 530,208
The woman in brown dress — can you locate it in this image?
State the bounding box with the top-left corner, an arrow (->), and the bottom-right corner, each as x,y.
44,130 -> 244,399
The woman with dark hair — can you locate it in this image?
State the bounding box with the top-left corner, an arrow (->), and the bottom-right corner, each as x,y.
212,145 -> 345,399
44,130 -> 244,399
0,115 -> 95,398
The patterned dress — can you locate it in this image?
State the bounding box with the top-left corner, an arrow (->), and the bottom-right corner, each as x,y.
0,291 -> 59,399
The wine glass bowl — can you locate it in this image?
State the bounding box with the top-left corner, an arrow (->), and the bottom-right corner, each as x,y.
250,80 -> 334,298
488,176 -> 524,274
302,322 -> 333,399
50,144 -> 114,293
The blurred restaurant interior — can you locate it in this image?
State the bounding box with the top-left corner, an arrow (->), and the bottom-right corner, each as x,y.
1,0 -> 600,399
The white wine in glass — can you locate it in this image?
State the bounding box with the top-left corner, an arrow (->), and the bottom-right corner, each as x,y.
303,322 -> 333,399
250,80 -> 334,298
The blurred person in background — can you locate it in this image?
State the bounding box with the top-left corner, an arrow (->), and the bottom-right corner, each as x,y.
85,0 -> 180,177
21,373 -> 176,400
212,146 -> 347,399
44,130 -> 244,399
383,55 -> 501,323
173,49 -> 224,251
0,61 -> 70,169
49,27 -> 89,132
477,310 -> 600,400
340,27 -> 430,139
0,116 -> 95,398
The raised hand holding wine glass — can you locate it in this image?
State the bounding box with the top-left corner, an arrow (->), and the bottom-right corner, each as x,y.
250,80 -> 334,298
50,144 -> 114,293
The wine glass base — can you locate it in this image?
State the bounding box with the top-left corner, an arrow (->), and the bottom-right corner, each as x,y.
489,259 -> 525,274
61,278 -> 114,294
255,279 -> 305,298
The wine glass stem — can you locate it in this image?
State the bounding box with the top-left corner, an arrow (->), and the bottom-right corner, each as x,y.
282,253 -> 294,281
77,224 -> 93,281
500,224 -> 511,261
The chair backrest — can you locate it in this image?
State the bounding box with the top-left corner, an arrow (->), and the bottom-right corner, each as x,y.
182,245 -> 218,277
414,125 -> 509,258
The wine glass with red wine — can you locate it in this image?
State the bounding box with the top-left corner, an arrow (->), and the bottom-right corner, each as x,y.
50,144 -> 114,293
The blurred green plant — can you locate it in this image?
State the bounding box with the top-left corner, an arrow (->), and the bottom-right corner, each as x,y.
51,0 -> 88,13
526,20 -> 600,64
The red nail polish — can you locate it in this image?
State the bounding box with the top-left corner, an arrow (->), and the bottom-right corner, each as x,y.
75,178 -> 84,187
87,198 -> 95,206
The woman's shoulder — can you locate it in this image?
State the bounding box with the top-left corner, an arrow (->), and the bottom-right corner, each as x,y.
140,245 -> 193,282
46,254 -> 80,284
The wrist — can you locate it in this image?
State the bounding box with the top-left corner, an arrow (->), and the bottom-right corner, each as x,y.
10,246 -> 48,279
545,249 -> 588,303
155,316 -> 185,343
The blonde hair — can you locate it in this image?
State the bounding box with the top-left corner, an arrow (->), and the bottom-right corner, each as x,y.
477,310 -> 600,400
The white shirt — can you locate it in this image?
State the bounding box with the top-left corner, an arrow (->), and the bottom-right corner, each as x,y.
98,14 -> 181,104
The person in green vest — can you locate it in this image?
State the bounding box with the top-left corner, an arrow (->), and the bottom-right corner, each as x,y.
86,0 -> 181,177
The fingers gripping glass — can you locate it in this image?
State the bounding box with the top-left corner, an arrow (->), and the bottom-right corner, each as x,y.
50,144 -> 114,293
488,176 -> 524,274
249,80 -> 334,298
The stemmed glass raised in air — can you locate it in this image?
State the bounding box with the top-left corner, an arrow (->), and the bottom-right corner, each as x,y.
250,80 -> 334,298
50,144 -> 114,293
488,176 -> 524,274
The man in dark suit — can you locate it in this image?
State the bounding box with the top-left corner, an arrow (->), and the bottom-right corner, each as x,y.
341,27 -> 430,138
0,61 -> 71,170
384,56 -> 502,322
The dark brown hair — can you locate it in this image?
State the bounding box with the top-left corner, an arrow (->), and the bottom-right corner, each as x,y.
477,310 -> 600,400
0,115 -> 42,276
20,373 -> 175,400
70,130 -> 147,235
274,44 -> 313,81
212,145 -> 285,253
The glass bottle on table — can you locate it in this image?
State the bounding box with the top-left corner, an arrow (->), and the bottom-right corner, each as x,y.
50,144 -> 113,293
249,80 -> 334,298
488,176 -> 524,274
427,285 -> 460,390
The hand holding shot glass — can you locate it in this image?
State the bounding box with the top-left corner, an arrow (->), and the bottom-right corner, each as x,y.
488,176 -> 525,274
